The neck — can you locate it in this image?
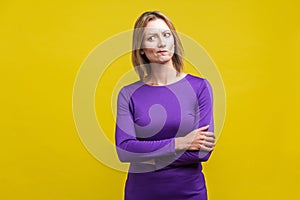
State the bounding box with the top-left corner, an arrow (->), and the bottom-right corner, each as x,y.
147,61 -> 180,85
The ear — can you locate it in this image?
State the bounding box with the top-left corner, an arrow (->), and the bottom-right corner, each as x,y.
140,50 -> 144,55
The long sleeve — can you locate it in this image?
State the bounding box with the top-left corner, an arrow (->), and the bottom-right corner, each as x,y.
155,79 -> 214,168
115,87 -> 176,163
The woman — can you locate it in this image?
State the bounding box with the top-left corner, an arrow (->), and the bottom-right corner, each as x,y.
115,11 -> 215,200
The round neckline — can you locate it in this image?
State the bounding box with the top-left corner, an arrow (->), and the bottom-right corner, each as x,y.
140,73 -> 190,87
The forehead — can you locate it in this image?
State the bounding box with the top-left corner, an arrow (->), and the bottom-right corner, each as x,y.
144,18 -> 170,33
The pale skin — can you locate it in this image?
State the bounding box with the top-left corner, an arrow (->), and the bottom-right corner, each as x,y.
139,18 -> 215,164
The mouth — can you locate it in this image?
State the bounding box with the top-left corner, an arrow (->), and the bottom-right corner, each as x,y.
156,50 -> 168,53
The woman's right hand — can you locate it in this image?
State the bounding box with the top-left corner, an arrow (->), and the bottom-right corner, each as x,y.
175,125 -> 215,151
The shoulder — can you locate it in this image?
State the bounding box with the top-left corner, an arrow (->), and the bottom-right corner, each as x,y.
186,73 -> 212,91
118,80 -> 144,98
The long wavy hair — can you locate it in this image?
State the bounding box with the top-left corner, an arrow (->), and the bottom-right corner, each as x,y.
131,11 -> 184,81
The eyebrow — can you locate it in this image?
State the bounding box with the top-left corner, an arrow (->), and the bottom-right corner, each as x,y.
145,30 -> 171,35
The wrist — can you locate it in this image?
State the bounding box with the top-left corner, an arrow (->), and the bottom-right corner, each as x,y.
175,137 -> 186,151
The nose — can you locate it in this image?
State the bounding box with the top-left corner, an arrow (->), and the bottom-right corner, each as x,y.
157,35 -> 166,48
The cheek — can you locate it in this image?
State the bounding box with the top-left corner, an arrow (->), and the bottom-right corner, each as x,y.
168,38 -> 175,47
170,43 -> 175,50
142,42 -> 156,53
168,42 -> 175,54
142,41 -> 156,49
143,48 -> 156,58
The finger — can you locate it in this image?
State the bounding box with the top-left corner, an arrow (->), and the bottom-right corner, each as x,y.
200,145 -> 214,152
198,133 -> 216,141
200,141 -> 215,148
199,135 -> 206,140
204,136 -> 215,143
201,131 -> 215,138
189,143 -> 214,151
197,125 -> 209,132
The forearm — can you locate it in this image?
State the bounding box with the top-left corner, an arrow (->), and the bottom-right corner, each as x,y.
116,126 -> 176,162
126,137 -> 195,165
153,149 -> 212,169
172,150 -> 212,164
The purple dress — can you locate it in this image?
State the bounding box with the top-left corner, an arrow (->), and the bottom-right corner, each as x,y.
115,73 -> 214,200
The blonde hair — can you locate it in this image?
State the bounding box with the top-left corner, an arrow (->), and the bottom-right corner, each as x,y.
132,11 -> 184,81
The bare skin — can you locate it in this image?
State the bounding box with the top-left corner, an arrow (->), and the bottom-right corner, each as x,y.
175,125 -> 215,152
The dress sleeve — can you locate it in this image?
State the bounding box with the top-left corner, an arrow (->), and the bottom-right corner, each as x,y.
115,87 -> 176,163
155,79 -> 214,168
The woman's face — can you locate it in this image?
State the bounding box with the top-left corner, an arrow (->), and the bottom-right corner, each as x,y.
141,18 -> 175,64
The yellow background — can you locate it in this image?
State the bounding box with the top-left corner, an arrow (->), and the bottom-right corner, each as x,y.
1,0 -> 299,199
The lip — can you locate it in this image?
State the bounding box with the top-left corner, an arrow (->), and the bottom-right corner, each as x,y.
156,50 -> 168,53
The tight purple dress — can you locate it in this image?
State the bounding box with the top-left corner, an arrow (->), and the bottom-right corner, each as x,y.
115,73 -> 214,200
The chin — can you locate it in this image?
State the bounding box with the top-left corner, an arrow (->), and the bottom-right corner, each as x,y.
158,57 -> 172,63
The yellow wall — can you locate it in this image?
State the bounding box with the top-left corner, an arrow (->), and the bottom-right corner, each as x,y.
1,0 -> 299,199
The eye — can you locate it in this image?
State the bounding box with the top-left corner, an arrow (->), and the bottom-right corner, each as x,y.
164,32 -> 171,38
147,36 -> 156,41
